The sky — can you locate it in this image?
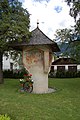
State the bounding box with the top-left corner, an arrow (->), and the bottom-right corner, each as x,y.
19,0 -> 75,39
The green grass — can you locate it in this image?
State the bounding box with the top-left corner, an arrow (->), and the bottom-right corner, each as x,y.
0,78 -> 80,120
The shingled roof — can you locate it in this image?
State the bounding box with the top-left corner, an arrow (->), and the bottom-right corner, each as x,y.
10,26 -> 60,52
27,27 -> 56,45
52,58 -> 77,65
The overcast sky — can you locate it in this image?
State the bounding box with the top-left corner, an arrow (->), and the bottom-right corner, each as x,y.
19,0 -> 75,39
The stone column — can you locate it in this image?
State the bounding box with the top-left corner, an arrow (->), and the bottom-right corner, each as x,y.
22,46 -> 51,93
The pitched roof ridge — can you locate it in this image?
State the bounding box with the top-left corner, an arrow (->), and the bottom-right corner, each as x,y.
31,27 -> 55,44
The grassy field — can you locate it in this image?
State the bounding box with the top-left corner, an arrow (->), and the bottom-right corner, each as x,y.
0,78 -> 80,120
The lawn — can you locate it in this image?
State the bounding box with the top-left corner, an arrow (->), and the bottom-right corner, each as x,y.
0,78 -> 80,120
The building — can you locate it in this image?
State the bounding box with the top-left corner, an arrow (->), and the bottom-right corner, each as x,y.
10,23 -> 59,93
51,58 -> 80,72
3,54 -> 19,71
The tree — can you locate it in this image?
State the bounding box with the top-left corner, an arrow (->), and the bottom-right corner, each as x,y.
0,0 -> 30,83
54,28 -> 73,43
54,28 -> 80,63
65,0 -> 80,34
65,1 -> 80,62
68,40 -> 80,63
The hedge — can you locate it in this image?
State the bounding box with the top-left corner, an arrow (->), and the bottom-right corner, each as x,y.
49,71 -> 80,78
3,68 -> 28,79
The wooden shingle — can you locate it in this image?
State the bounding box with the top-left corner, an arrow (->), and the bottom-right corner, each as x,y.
10,27 -> 60,52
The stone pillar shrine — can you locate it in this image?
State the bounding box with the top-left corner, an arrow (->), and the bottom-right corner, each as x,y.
12,24 -> 59,93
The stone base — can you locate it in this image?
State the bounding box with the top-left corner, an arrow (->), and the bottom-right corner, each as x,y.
32,88 -> 56,94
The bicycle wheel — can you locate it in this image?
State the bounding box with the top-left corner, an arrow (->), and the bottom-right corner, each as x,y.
23,82 -> 33,93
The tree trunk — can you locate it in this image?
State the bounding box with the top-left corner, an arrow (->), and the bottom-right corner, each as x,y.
0,53 -> 4,84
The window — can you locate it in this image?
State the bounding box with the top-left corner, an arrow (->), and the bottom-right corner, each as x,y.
68,66 -> 77,72
10,62 -> 13,71
57,66 -> 65,72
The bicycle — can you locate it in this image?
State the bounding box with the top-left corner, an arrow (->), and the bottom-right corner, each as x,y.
20,77 -> 33,93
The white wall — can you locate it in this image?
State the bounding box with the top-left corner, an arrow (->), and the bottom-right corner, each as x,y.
77,65 -> 80,71
53,64 -> 79,71
3,55 -> 19,70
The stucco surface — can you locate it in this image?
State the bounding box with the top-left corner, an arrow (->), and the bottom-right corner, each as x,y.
23,46 -> 52,93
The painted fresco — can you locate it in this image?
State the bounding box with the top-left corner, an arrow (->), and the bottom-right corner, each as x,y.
24,49 -> 43,66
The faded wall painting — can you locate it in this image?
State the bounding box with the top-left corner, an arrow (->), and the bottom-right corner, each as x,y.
23,49 -> 44,67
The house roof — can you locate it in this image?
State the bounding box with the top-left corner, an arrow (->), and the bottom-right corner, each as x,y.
55,42 -> 69,56
26,27 -> 56,45
10,27 -> 60,52
52,58 -> 77,65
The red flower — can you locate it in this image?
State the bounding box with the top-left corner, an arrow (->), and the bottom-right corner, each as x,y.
30,74 -> 32,76
24,74 -> 27,76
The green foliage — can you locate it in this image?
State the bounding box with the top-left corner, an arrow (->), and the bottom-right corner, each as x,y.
0,0 -> 30,83
0,114 -> 11,120
54,28 -> 73,43
0,0 -> 30,52
54,28 -> 80,62
65,0 -> 80,34
77,71 -> 80,77
3,70 -> 13,78
70,2 -> 80,34
56,71 -> 66,78
3,68 -> 29,79
68,41 -> 80,63
49,71 -> 79,78
49,70 -> 80,78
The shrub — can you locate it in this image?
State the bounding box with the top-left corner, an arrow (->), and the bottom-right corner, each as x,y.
65,71 -> 77,78
77,71 -> 80,77
0,114 -> 11,120
51,71 -> 78,78
48,72 -> 55,78
3,68 -> 28,79
56,71 -> 66,78
3,70 -> 14,78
